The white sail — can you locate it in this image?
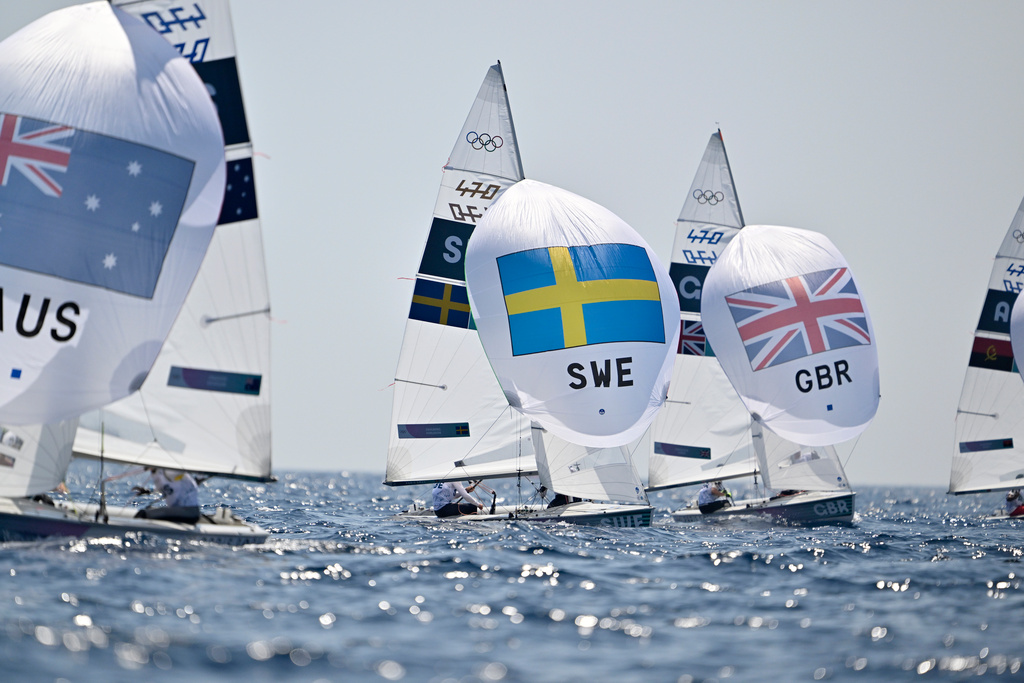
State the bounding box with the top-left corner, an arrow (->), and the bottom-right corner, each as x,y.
68,0 -> 271,481
533,426 -> 648,504
752,419 -> 850,492
649,131 -> 757,489
386,63 -> 535,486
0,421 -> 79,498
466,179 -> 679,448
0,2 -> 224,424
701,225 -> 879,447
950,195 -> 1024,494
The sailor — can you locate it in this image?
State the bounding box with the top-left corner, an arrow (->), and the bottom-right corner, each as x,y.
432,481 -> 483,518
1006,489 -> 1024,517
697,481 -> 732,514
134,467 -> 201,523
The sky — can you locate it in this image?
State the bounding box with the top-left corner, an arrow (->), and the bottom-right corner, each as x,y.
3,1 -> 1024,488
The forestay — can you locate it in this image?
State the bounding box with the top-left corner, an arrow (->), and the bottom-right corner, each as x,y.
532,426 -> 648,505
701,225 -> 879,447
387,64 -> 536,486
73,0 -> 272,481
0,2 -> 223,424
950,195 -> 1024,494
466,179 -> 679,448
648,131 -> 757,490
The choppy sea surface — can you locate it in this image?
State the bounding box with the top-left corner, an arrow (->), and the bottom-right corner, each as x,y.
2,465 -> 1024,682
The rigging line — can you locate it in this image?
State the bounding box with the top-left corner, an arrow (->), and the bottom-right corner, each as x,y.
394,378 -> 446,390
202,306 -> 271,325
957,409 -> 998,419
841,433 -> 862,469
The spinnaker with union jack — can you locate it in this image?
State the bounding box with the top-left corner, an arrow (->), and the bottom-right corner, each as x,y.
701,224 -> 880,448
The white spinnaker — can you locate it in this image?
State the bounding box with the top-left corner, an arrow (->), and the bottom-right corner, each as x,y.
466,179 -> 679,448
73,0 -> 271,480
533,426 -> 648,504
701,225 -> 879,447
950,196 -> 1024,494
752,419 -> 849,492
0,421 -> 79,498
0,2 -> 223,424
386,63 -> 536,485
649,130 -> 756,489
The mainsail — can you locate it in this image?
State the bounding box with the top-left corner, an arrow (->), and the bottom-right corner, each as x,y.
72,0 -> 272,481
951,195 -> 1024,494
386,63 -> 534,486
648,131 -> 757,489
701,225 -> 879,448
465,179 -> 679,448
0,2 -> 224,425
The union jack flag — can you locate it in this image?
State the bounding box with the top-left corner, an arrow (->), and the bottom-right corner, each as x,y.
725,267 -> 870,371
679,320 -> 706,356
0,114 -> 72,197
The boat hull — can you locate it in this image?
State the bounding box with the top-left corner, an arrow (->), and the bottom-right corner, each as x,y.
398,501 -> 653,528
671,490 -> 855,525
0,498 -> 269,546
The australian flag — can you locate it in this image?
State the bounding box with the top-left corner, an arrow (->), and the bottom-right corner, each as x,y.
0,113 -> 194,299
725,267 -> 870,371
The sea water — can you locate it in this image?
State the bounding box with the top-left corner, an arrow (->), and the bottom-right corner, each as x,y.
1,464 -> 1022,682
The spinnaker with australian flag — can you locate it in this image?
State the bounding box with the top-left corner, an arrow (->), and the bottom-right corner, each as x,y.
0,1 -> 224,425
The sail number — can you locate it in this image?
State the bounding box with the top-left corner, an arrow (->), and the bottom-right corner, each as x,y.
568,357 -> 633,389
795,360 -> 851,393
0,290 -> 80,342
813,499 -> 850,517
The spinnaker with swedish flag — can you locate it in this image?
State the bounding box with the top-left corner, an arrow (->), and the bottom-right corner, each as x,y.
465,179 -> 679,448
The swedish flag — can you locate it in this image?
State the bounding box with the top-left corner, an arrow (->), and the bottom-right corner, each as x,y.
409,278 -> 474,329
497,244 -> 664,356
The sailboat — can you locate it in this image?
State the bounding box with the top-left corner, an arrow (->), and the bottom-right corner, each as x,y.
465,178 -> 679,526
385,65 -> 652,526
0,1 -> 270,544
950,193 -> 1024,516
680,223 -> 878,523
648,133 -> 861,524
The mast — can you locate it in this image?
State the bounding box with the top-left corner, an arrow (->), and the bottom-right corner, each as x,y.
718,129 -> 744,226
496,61 -> 525,181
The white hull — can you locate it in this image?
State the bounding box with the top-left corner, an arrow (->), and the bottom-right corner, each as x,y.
0,497 -> 268,546
398,501 -> 653,528
671,490 -> 855,524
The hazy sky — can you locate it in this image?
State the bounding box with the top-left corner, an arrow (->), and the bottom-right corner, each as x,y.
4,1 -> 1024,488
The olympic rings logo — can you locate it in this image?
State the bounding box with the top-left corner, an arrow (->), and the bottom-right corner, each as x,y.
466,131 -> 503,152
693,189 -> 725,205
1014,230 -> 1024,244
